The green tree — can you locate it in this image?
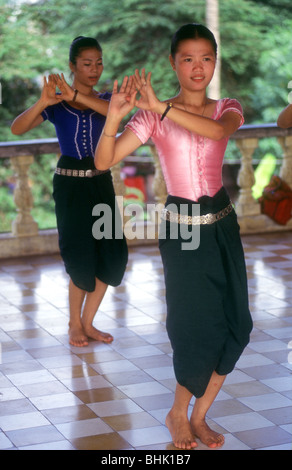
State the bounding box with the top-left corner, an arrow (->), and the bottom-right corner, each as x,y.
249,20 -> 292,123
1,0 -> 292,136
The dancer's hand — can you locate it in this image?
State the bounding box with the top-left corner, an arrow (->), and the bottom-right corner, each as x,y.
40,75 -> 60,107
133,68 -> 161,113
108,75 -> 137,120
51,73 -> 75,102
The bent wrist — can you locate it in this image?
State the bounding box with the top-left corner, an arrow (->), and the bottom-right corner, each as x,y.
37,98 -> 50,110
154,101 -> 169,116
103,115 -> 121,135
107,113 -> 122,127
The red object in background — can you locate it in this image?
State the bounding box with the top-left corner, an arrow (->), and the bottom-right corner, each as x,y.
259,175 -> 292,225
124,176 -> 147,201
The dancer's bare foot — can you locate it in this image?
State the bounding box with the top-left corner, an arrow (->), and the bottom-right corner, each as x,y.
191,419 -> 225,449
82,324 -> 114,344
166,411 -> 198,450
69,324 -> 89,347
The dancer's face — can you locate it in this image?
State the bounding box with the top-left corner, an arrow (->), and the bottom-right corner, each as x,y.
70,48 -> 103,88
169,38 -> 216,93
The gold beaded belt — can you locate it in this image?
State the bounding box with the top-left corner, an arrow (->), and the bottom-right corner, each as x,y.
55,167 -> 107,178
161,203 -> 233,226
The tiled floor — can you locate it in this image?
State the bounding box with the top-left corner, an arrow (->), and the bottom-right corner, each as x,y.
0,231 -> 292,451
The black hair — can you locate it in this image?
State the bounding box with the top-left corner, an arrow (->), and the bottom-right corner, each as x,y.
69,36 -> 102,64
170,23 -> 217,58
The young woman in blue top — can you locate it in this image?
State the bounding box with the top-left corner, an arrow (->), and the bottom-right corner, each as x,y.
11,36 -> 128,347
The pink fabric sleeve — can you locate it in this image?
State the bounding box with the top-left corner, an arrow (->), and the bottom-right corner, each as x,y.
220,99 -> 244,127
125,109 -> 155,144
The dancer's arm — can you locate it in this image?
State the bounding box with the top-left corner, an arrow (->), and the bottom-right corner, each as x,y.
94,76 -> 142,170
133,69 -> 242,141
277,104 -> 292,129
11,75 -> 57,135
95,69 -> 243,171
53,74 -> 109,116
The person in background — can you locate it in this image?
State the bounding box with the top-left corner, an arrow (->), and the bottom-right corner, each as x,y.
11,36 -> 128,347
277,103 -> 292,128
94,23 -> 253,450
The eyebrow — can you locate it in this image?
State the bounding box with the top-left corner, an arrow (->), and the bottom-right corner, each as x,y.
81,58 -> 103,62
180,52 -> 214,58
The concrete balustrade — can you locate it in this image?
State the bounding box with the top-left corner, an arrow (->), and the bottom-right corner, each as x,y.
1,123 -> 292,259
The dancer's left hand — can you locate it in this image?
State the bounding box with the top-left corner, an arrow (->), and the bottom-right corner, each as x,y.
133,68 -> 161,113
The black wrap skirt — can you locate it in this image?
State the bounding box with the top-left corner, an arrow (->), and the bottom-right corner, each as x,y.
159,187 -> 253,398
53,155 -> 128,292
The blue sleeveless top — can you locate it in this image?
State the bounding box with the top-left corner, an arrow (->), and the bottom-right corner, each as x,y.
41,92 -> 111,160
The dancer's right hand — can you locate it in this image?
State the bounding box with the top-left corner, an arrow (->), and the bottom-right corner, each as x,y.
40,75 -> 61,107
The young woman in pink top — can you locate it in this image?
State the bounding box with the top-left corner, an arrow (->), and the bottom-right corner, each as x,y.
94,23 -> 253,450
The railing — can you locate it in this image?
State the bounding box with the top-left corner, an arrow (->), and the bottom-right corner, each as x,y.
232,124 -> 292,233
0,123 -> 292,258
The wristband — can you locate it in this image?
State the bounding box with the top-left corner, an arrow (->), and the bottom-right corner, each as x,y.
72,89 -> 79,102
161,102 -> 173,121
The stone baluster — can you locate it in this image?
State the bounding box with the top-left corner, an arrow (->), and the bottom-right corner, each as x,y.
235,138 -> 261,217
10,155 -> 38,237
111,162 -> 131,228
111,162 -> 126,216
150,146 -> 167,206
111,162 -> 126,198
278,135 -> 292,188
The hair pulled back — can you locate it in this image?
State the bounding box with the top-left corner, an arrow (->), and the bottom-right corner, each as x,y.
170,23 -> 217,58
69,36 -> 102,64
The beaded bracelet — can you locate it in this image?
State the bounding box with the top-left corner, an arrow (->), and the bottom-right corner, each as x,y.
160,102 -> 173,121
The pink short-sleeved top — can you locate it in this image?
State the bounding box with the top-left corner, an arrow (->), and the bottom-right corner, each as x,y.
125,98 -> 244,201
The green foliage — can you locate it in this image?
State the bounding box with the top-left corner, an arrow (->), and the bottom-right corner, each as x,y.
1,0 -> 291,129
249,21 -> 292,122
218,0 -> 290,120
